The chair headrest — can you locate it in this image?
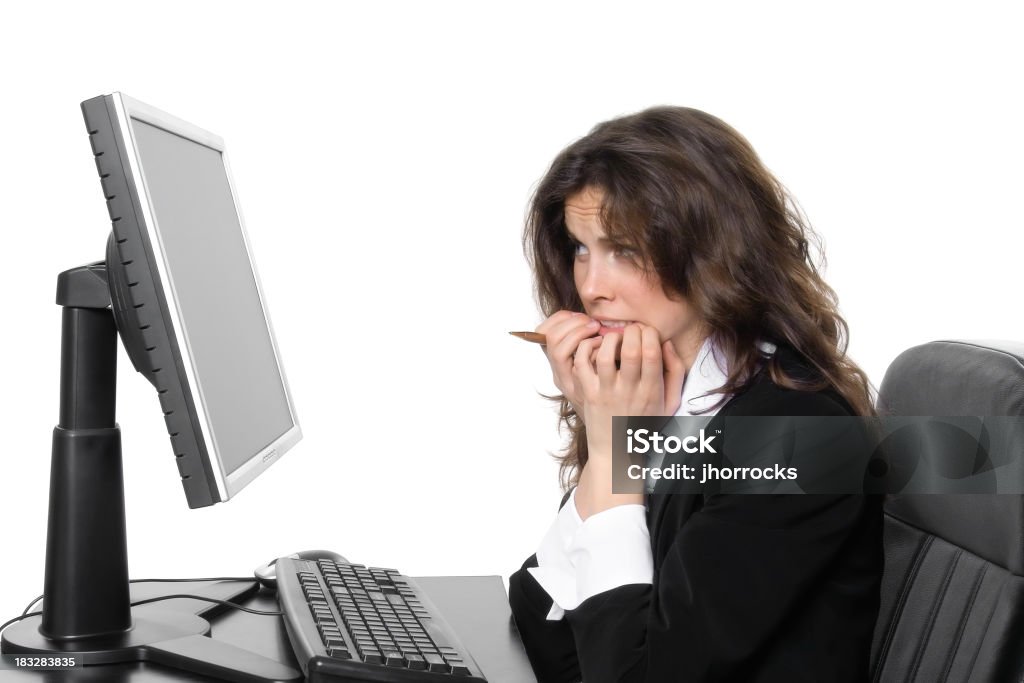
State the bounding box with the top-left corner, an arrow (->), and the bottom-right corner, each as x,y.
878,341 -> 1024,574
878,340 -> 1024,417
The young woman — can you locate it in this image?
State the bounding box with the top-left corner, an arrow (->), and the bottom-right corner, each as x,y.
509,107 -> 883,683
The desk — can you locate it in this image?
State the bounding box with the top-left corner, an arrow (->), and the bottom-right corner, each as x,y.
1,576 -> 537,683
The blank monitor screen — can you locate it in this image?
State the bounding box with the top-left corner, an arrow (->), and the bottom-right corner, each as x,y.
130,119 -> 293,475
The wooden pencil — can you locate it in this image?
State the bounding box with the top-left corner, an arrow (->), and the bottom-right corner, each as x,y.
509,331 -> 547,345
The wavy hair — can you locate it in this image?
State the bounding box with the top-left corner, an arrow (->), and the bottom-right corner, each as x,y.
523,106 -> 875,489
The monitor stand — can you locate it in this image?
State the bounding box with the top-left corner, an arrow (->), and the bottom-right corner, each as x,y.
1,264 -> 301,682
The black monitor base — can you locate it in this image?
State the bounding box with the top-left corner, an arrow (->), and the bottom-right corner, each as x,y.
3,606 -> 299,682
0,264 -> 300,682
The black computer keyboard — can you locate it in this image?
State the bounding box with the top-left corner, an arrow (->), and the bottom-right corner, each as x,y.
276,557 -> 488,682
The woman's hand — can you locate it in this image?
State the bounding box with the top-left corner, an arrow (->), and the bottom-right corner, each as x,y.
574,324 -> 686,455
572,324 -> 686,519
536,311 -> 601,416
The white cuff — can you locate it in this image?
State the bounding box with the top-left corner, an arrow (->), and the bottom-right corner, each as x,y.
527,489 -> 653,621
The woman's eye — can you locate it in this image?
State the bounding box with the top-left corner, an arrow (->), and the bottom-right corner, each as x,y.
573,242 -> 589,257
615,245 -> 638,259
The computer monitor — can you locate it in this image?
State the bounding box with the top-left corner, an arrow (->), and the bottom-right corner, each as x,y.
0,93 -> 304,681
97,92 -> 301,508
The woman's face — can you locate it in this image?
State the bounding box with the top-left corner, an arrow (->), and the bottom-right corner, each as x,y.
565,186 -> 706,368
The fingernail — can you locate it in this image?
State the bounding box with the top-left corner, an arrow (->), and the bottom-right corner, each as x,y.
587,320 -> 600,328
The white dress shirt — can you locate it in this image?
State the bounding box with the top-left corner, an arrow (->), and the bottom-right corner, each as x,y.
527,337 -> 737,620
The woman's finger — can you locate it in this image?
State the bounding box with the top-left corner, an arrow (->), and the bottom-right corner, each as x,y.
639,325 -> 665,397
572,336 -> 601,392
535,310 -> 578,336
618,324 -> 643,385
545,314 -> 598,362
537,312 -> 599,401
596,332 -> 621,387
539,311 -> 593,343
662,340 -> 686,415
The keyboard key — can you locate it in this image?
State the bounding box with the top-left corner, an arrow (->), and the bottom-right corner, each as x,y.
383,651 -> 406,667
424,652 -> 449,672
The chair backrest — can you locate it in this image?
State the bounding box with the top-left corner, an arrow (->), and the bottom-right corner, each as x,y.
871,340 -> 1024,682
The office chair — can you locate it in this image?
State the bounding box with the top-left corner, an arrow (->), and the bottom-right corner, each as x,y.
870,340 -> 1024,682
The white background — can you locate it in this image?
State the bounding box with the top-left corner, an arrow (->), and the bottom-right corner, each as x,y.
1,2 -> 1022,625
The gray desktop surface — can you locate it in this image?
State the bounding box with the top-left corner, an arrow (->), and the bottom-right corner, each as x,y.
2,576 -> 536,682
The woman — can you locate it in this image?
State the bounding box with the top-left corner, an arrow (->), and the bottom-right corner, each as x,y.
508,107 -> 883,683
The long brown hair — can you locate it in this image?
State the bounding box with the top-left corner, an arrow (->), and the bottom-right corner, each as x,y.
523,106 -> 874,489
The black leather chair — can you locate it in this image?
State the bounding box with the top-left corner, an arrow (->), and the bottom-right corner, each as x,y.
870,340 -> 1024,682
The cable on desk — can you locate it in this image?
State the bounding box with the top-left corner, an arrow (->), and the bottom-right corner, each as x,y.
128,594 -> 283,616
0,611 -> 41,635
21,598 -> 41,616
19,577 -> 257,617
3,585 -> 280,637
130,576 -> 257,584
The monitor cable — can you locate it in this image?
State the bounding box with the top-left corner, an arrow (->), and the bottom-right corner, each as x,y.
2,577 -> 281,636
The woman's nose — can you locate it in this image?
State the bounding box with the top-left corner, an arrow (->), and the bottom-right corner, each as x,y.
577,262 -> 612,302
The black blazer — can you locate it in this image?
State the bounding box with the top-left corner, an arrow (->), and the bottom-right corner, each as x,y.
509,348 -> 883,683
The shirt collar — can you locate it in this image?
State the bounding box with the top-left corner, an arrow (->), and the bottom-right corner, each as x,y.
675,336 -> 729,417
674,338 -> 778,417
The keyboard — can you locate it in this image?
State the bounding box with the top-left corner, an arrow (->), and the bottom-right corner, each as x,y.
276,557 -> 488,682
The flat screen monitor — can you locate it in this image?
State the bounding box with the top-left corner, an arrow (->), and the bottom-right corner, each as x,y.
83,92 -> 301,507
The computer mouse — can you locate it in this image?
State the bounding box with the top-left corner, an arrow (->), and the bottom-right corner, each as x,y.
254,549 -> 350,589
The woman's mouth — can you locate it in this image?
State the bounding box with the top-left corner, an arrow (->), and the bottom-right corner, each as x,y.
596,320 -> 636,336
